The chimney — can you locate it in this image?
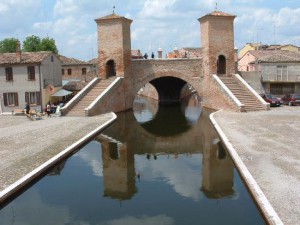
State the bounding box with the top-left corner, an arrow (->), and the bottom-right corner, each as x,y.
16,40 -> 21,62
157,47 -> 163,59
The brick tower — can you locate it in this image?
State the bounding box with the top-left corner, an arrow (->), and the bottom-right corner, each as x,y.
95,13 -> 132,79
199,11 -> 236,76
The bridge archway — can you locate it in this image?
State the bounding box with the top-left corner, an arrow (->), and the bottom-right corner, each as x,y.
149,76 -> 187,102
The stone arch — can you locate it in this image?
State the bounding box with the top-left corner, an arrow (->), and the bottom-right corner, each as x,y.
217,55 -> 226,75
106,59 -> 116,78
134,71 -> 201,103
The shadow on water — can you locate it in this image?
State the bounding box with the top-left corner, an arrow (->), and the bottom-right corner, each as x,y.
0,94 -> 265,225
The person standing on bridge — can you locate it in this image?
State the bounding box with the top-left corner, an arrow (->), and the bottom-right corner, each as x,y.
144,53 -> 148,59
151,52 -> 155,59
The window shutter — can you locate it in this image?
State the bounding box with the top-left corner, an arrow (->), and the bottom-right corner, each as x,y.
3,93 -> 8,106
14,93 -> 19,106
36,92 -> 41,105
25,92 -> 29,103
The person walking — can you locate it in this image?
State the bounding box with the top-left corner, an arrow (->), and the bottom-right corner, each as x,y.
25,102 -> 30,115
46,103 -> 51,118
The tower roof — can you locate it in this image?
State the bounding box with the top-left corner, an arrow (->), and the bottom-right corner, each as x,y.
199,10 -> 236,22
95,13 -> 132,23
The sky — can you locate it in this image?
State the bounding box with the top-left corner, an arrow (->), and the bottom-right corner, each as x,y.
0,0 -> 299,61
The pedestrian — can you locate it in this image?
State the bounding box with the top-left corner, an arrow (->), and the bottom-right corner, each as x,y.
46,103 -> 51,118
25,102 -> 30,115
151,52 -> 155,59
144,53 -> 148,59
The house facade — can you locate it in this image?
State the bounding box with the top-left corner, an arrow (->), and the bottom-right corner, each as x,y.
0,51 -> 62,113
59,55 -> 95,82
239,50 -> 300,95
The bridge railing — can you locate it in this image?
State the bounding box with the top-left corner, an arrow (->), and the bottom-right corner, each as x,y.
61,77 -> 99,116
213,74 -> 245,112
234,74 -> 269,110
85,77 -> 123,116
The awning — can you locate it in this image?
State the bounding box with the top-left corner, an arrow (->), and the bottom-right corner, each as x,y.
51,89 -> 73,97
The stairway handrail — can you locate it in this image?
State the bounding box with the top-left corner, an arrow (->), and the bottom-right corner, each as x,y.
213,75 -> 245,111
61,77 -> 99,115
234,74 -> 270,109
86,77 -> 123,111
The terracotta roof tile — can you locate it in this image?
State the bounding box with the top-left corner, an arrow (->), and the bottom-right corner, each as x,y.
0,51 -> 52,65
208,10 -> 235,17
95,13 -> 132,22
249,50 -> 300,63
59,55 -> 91,66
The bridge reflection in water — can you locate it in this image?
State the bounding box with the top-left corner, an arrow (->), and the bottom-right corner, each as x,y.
0,94 -> 265,225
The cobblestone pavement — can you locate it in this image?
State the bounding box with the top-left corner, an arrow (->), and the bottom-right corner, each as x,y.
213,106 -> 300,225
0,113 -> 114,192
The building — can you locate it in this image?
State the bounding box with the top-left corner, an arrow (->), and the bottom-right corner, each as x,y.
0,51 -> 62,113
239,50 -> 300,94
59,55 -> 95,82
239,43 -> 300,59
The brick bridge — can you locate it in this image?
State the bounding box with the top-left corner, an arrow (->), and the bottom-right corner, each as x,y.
61,11 -> 269,116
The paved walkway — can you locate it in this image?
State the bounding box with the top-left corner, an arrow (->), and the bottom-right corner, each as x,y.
212,106 -> 300,225
0,113 -> 115,195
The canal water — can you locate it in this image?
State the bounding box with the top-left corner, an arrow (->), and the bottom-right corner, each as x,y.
0,94 -> 265,225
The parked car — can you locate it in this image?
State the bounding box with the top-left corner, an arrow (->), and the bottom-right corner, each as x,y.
260,94 -> 282,107
282,94 -> 300,106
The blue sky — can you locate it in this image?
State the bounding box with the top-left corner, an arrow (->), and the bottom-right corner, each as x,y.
0,0 -> 299,61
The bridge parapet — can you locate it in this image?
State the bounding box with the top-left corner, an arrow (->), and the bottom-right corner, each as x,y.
131,58 -> 203,95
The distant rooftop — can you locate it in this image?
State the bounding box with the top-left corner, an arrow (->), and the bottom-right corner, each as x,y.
249,50 -> 300,63
59,55 -> 91,66
0,51 -> 53,65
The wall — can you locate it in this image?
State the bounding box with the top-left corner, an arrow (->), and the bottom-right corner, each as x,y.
240,71 -> 265,93
0,65 -> 42,112
62,64 -> 95,82
238,52 -> 257,71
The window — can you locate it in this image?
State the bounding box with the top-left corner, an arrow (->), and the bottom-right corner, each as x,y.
3,93 -> 18,106
62,69 -> 64,75
82,68 -> 86,75
68,69 -> 72,75
5,67 -> 13,81
27,66 -> 35,80
277,65 -> 288,81
25,92 -> 41,105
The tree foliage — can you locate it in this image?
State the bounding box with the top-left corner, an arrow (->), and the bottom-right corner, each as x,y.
22,35 -> 58,54
0,38 -> 19,53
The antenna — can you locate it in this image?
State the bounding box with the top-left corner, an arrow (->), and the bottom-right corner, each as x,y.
272,22 -> 278,44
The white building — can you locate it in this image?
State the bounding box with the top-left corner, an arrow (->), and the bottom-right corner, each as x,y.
0,51 -> 62,113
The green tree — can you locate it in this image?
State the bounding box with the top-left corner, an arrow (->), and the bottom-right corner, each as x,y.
39,37 -> 58,54
22,35 -> 41,52
22,35 -> 59,54
0,38 -> 19,53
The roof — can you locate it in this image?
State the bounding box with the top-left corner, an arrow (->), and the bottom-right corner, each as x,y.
248,50 -> 300,63
131,49 -> 143,58
95,13 -> 132,23
0,51 -> 53,65
51,89 -> 73,97
199,10 -> 236,21
63,81 -> 87,91
59,55 -> 91,66
88,58 -> 98,64
179,47 -> 202,58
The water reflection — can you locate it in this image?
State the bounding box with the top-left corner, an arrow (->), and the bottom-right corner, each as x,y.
96,94 -> 234,201
0,94 -> 265,225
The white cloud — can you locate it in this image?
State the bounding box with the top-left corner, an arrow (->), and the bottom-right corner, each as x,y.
103,215 -> 174,225
33,22 -> 53,31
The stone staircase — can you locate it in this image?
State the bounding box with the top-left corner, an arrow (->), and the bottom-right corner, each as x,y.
66,77 -> 115,116
219,76 -> 265,112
